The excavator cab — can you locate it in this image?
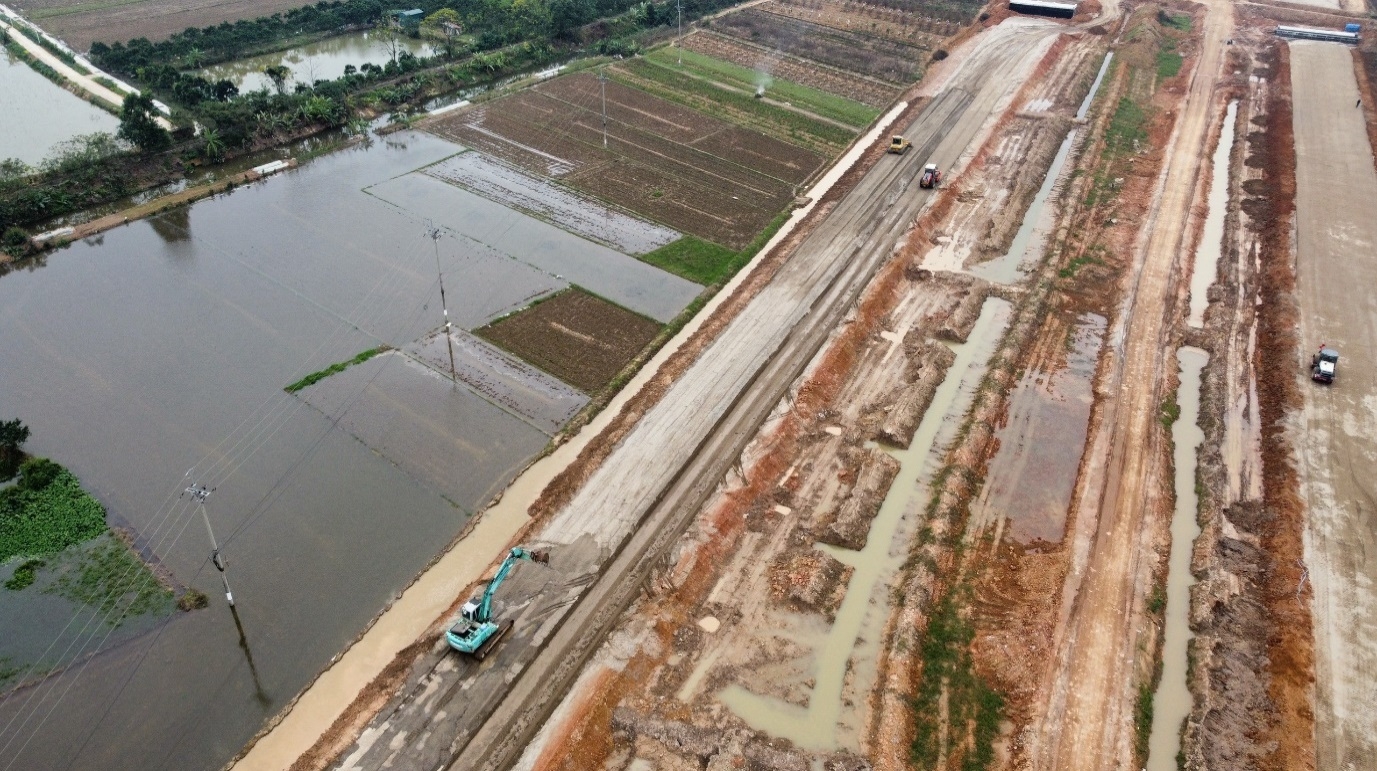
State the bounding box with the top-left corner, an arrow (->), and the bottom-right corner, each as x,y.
447,547 -> 550,659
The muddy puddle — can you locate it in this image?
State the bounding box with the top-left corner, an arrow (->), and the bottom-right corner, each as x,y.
0,49 -> 119,165
718,298 -> 1013,750
973,313 -> 1104,544
969,53 -> 1112,285
1146,346 -> 1208,770
197,30 -> 429,92
1188,101 -> 1237,328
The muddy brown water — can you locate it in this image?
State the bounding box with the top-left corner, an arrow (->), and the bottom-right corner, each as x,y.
718,298 -> 1011,750
0,130 -> 693,770
1187,101 -> 1237,328
975,313 -> 1105,544
0,49 -> 119,165
1146,346 -> 1208,770
197,30 -> 430,92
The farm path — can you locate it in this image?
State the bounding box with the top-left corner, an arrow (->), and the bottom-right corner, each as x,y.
311,18 -> 1059,771
0,16 -> 121,109
1023,0 -> 1234,769
1290,40 -> 1377,771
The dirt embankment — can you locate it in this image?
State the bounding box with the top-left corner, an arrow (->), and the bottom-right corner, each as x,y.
1183,38 -> 1315,771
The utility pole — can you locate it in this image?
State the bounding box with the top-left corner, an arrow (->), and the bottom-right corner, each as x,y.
677,0 -> 683,64
428,223 -> 458,385
599,70 -> 608,149
185,483 -> 234,607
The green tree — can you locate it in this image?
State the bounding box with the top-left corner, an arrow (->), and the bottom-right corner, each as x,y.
17,457 -> 61,491
1,228 -> 28,258
0,419 -> 28,453
263,64 -> 290,95
117,92 -> 171,152
423,8 -> 464,56
200,127 -> 225,161
550,0 -> 595,38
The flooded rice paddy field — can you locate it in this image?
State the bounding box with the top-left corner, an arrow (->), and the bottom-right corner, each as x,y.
422,152 -> 680,257
0,50 -> 119,165
364,164 -> 699,323
0,128 -> 698,769
197,29 -> 430,92
426,72 -> 825,249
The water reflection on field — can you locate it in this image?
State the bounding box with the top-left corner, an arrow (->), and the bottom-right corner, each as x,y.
0,50 -> 119,165
198,30 -> 431,92
0,129 -> 694,770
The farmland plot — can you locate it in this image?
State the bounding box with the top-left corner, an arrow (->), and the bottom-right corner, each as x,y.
477,288 -> 661,393
427,73 -> 820,248
536,73 -> 842,166
767,0 -> 958,46
708,7 -> 925,84
681,31 -> 903,108
422,153 -> 680,256
607,59 -> 851,156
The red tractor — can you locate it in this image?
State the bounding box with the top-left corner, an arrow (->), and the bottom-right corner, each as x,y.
919,163 -> 942,189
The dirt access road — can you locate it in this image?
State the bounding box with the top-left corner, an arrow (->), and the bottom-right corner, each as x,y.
1025,1 -> 1235,769
0,16 -> 123,108
1289,40 -> 1377,771
318,19 -> 1059,771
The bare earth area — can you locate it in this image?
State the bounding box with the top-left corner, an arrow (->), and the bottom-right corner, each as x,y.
8,0 -> 308,49
1289,39 -> 1377,771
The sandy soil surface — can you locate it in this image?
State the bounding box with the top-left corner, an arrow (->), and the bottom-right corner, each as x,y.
1289,39 -> 1377,771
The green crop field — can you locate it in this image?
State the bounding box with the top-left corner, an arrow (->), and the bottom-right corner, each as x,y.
643,48 -> 880,128
613,57 -> 856,154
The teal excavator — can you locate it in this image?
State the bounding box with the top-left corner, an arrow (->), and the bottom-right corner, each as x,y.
446,546 -> 550,659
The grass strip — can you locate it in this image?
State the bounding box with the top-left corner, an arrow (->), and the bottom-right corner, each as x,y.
910,592 -> 1005,770
1156,51 -> 1183,80
639,236 -> 737,285
284,345 -> 390,393
643,47 -> 879,128
13,23 -> 90,74
639,210 -> 790,285
1106,95 -> 1148,156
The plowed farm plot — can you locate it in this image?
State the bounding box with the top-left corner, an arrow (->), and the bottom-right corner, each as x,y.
476,288 -> 661,393
536,72 -> 834,174
681,31 -> 903,109
767,0 -> 958,47
708,7 -> 925,84
427,73 -> 817,248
